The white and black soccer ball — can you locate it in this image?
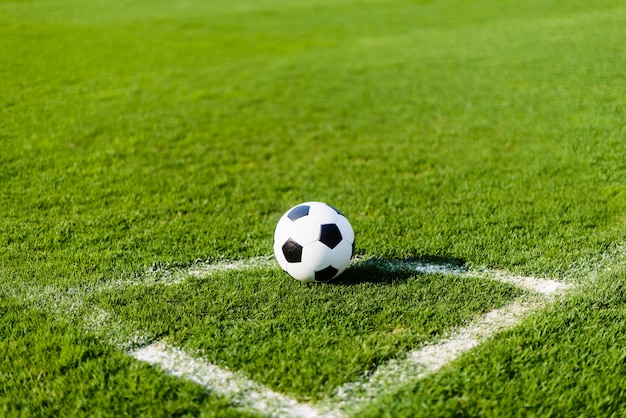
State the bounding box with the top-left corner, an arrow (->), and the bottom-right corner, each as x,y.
274,202 -> 355,282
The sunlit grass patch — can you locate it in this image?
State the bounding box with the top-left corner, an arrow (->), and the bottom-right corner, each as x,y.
91,263 -> 522,399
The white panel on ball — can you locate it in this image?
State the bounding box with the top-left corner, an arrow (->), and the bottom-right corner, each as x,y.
273,216 -> 293,243
286,262 -> 316,282
335,215 -> 355,244
330,240 -> 353,273
305,202 -> 339,224
302,241 -> 333,271
290,217 -> 321,246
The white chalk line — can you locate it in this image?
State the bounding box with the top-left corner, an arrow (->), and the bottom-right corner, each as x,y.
329,299 -> 542,416
129,297 -> 548,418
8,256 -> 572,417
131,341 -> 328,418
127,257 -> 570,418
8,284 -> 154,351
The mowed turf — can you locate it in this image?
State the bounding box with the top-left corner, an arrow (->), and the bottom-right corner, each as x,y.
0,297 -> 260,417
1,0 -> 626,416
91,266 -> 521,400
364,272 -> 626,417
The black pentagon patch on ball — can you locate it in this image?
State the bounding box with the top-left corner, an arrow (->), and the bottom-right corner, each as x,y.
287,205 -> 310,221
320,224 -> 342,249
282,239 -> 303,263
315,266 -> 338,282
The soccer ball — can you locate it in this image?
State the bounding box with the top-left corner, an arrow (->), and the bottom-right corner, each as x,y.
274,202 -> 355,282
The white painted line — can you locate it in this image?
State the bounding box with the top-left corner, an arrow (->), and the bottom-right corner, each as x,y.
82,256 -> 279,292
488,270 -> 571,295
55,256 -> 569,299
331,299 -> 539,414
353,257 -> 570,296
352,257 -> 467,276
130,297 -> 554,417
82,306 -> 153,351
4,284 -> 155,352
185,256 -> 276,279
131,341 -> 332,418
8,255 -> 575,417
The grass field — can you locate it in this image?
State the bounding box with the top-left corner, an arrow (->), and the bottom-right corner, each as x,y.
2,0 -> 626,416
